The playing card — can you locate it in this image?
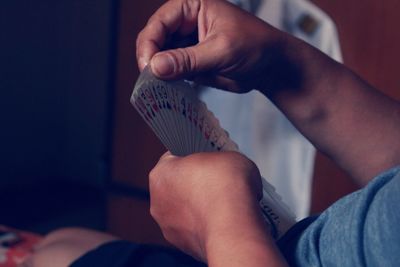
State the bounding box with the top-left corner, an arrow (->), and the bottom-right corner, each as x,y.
131,66 -> 295,238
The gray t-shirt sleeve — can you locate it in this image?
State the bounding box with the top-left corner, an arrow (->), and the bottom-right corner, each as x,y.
287,166 -> 400,267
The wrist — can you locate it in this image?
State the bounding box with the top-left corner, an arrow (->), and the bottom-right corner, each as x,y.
257,32 -> 308,96
258,32 -> 345,125
204,215 -> 288,267
203,200 -> 275,264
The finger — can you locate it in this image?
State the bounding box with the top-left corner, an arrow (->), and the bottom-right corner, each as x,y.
136,19 -> 168,71
136,0 -> 200,71
149,152 -> 180,191
159,151 -> 175,161
150,36 -> 227,79
155,151 -> 180,167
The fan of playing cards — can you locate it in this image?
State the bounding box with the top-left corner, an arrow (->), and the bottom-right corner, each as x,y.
131,66 -> 239,156
131,66 -> 296,239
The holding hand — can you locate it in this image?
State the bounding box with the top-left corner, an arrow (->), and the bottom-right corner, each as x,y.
138,0 -> 400,183
149,151 -> 267,261
136,0 -> 293,93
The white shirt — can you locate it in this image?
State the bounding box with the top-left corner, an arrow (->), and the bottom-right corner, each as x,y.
200,0 -> 342,219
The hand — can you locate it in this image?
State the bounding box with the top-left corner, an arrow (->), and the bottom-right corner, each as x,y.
149,151 -> 268,262
136,0 -> 291,93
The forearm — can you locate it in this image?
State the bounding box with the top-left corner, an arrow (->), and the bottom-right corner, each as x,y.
262,34 -> 400,184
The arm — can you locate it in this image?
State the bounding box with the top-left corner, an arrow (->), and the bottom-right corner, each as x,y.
137,0 -> 400,185
260,35 -> 400,184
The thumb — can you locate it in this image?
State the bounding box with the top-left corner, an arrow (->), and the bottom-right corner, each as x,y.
150,39 -> 221,79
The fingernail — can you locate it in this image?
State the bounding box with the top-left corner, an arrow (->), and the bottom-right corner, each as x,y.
151,53 -> 175,77
138,57 -> 149,70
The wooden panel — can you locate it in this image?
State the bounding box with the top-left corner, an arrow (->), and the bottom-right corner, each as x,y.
108,0 -> 169,243
1,0 -> 112,187
312,0 -> 400,100
107,194 -> 168,245
310,0 -> 400,213
111,0 -> 166,190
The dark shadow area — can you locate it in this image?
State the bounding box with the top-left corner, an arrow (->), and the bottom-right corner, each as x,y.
0,0 -> 118,232
0,182 -> 106,234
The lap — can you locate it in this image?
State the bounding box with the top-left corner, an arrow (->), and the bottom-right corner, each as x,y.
26,228 -> 204,267
70,241 -> 205,267
26,228 -> 119,267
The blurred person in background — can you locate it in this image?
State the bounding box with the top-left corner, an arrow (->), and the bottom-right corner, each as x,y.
200,0 -> 342,220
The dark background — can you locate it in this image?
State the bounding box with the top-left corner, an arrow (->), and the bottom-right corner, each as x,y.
0,0 -> 117,232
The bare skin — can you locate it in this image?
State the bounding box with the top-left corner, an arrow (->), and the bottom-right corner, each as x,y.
21,228 -> 118,267
149,152 -> 288,267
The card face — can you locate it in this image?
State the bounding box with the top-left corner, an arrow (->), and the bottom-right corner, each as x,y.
131,66 -> 239,156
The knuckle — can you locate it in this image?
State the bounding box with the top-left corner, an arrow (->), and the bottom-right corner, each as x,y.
182,0 -> 201,18
175,48 -> 197,74
161,228 -> 174,244
136,37 -> 142,58
149,205 -> 158,220
163,232 -> 172,243
149,197 -> 164,223
216,34 -> 237,58
148,168 -> 159,188
217,35 -> 232,50
146,19 -> 160,33
136,30 -> 143,45
186,47 -> 197,72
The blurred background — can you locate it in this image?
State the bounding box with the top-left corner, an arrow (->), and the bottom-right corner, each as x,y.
0,0 -> 399,246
